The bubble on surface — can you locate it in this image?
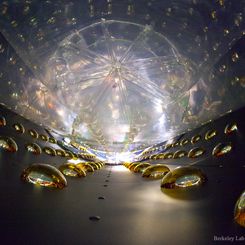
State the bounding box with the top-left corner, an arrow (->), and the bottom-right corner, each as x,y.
21,163 -> 67,189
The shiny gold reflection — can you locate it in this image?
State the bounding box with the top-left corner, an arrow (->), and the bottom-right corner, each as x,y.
13,123 -> 25,134
191,135 -> 201,144
134,163 -> 151,173
56,149 -> 66,157
0,116 -> 6,126
59,163 -> 86,177
154,153 -> 165,160
180,138 -> 189,146
21,164 -> 67,189
164,152 -> 173,159
65,151 -> 74,158
224,123 -> 238,135
173,142 -> 179,147
25,143 -> 42,155
0,136 -> 18,152
205,129 -> 217,140
28,129 -> 38,139
127,162 -> 136,169
142,164 -> 170,179
49,138 -> 57,144
234,191 -> 245,228
212,142 -> 232,157
124,162 -> 131,168
39,134 -> 48,141
43,147 -> 56,156
161,166 -> 207,189
129,162 -> 139,171
93,162 -> 101,169
89,162 -> 99,170
76,162 -> 94,172
188,147 -> 205,158
173,150 -> 187,159
165,144 -> 172,150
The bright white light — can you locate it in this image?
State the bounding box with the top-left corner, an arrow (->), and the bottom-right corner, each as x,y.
158,114 -> 165,125
112,165 -> 128,172
64,137 -> 71,144
68,159 -> 82,164
57,109 -> 65,116
115,151 -> 134,163
155,100 -> 163,113
112,109 -> 119,119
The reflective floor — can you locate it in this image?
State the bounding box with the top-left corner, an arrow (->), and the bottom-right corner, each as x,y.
0,105 -> 245,244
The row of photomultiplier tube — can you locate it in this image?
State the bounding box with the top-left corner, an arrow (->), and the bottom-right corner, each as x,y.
136,122 -> 237,161
124,162 -> 245,229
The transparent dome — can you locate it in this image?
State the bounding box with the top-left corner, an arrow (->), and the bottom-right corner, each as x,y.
0,0 -> 244,156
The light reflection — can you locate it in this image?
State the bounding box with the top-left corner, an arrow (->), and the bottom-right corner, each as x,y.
112,165 -> 129,172
0,2 -> 244,154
